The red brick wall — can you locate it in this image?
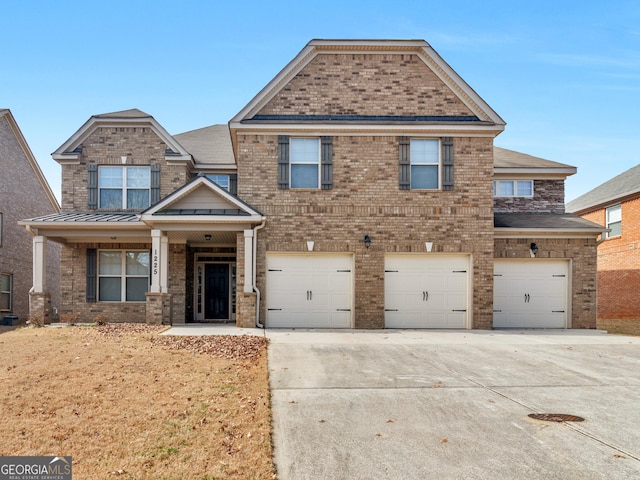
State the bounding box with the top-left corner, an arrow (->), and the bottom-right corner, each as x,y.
582,197 -> 640,319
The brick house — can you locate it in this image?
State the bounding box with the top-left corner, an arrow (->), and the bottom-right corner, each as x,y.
20,39 -> 603,329
567,164 -> 640,321
1,109 -> 60,323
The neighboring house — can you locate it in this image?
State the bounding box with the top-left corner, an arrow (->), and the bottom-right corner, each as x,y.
0,109 -> 60,323
567,164 -> 640,321
20,39 -> 603,329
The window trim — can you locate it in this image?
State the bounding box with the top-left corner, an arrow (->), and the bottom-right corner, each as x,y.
98,166 -> 151,210
0,273 -> 12,312
606,204 -> 622,238
409,138 -> 441,190
97,250 -> 150,302
493,179 -> 534,198
289,137 -> 321,189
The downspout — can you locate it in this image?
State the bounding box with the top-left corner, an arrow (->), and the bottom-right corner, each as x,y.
253,220 -> 266,328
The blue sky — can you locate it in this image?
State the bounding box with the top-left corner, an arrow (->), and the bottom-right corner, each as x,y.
2,0 -> 639,203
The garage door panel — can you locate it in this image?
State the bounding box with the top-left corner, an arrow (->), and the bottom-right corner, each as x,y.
494,260 -> 568,328
266,254 -> 353,328
385,255 -> 469,329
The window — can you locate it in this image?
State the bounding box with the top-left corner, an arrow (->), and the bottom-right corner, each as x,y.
0,273 -> 11,311
290,138 -> 320,188
410,139 -> 440,189
606,205 -> 622,238
98,250 -> 149,302
99,166 -> 150,209
207,175 -> 229,191
493,180 -> 533,197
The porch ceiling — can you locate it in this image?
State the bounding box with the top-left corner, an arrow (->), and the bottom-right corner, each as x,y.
167,230 -> 238,245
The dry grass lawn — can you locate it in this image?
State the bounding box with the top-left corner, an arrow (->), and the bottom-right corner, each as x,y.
0,324 -> 276,479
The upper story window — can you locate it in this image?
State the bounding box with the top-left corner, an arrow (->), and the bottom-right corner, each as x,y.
494,180 -> 533,197
207,175 -> 229,191
99,166 -> 150,209
410,139 -> 440,189
606,204 -> 621,238
290,138 -> 320,188
0,273 -> 11,311
98,250 -> 149,302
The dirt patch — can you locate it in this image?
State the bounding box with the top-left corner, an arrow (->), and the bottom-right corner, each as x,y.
0,324 -> 275,479
598,318 -> 640,336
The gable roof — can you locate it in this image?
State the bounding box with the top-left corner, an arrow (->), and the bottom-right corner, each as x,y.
173,124 -> 235,169
493,147 -> 576,177
140,175 -> 263,222
51,109 -> 192,165
566,163 -> 640,214
0,109 -> 60,211
229,39 -> 505,146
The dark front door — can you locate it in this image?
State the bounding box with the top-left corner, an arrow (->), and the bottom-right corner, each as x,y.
205,264 -> 230,320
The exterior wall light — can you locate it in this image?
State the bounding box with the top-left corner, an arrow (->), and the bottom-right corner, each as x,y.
530,242 -> 539,257
204,234 -> 212,241
307,241 -> 315,252
425,242 -> 433,252
364,234 -> 371,249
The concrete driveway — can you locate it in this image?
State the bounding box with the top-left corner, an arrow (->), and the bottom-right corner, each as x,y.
267,329 -> 640,480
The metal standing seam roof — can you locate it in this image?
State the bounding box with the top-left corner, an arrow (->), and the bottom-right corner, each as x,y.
23,212 -> 141,223
566,163 -> 640,213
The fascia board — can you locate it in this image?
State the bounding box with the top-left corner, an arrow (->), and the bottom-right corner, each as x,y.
494,227 -> 605,238
494,167 -> 576,176
414,48 -> 506,127
229,122 -> 504,136
52,116 -> 192,163
139,218 -> 264,230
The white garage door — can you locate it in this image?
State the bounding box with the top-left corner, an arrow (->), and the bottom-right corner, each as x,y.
493,260 -> 569,328
385,255 -> 469,328
266,254 -> 353,328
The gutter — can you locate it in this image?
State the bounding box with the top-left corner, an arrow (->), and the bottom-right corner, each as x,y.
253,220 -> 266,328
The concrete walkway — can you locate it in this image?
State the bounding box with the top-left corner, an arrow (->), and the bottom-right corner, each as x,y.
162,326 -> 640,479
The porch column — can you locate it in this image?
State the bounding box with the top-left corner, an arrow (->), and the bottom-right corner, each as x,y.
160,234 -> 169,293
32,235 -> 47,293
150,229 -> 166,293
244,229 -> 254,293
29,235 -> 51,326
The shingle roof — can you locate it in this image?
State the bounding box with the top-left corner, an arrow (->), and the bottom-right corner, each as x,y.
566,163 -> 640,213
493,147 -> 574,170
94,109 -> 152,119
173,125 -> 235,166
494,213 -> 605,231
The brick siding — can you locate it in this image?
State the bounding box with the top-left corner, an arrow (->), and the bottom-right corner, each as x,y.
494,179 -> 565,213
238,134 -> 495,329
581,196 -> 640,319
494,237 -> 598,328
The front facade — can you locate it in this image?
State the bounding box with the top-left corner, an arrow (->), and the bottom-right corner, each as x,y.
21,39 -> 603,329
567,164 -> 640,320
0,109 -> 60,323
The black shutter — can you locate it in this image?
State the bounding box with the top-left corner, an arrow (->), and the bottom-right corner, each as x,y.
86,248 -> 97,303
399,136 -> 410,190
321,136 -> 333,190
88,164 -> 98,209
229,174 -> 238,195
150,164 -> 161,204
441,137 -> 454,191
278,135 -> 290,189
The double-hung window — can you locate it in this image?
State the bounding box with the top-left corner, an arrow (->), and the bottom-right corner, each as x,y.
98,250 -> 149,302
99,166 -> 151,209
410,139 -> 440,189
0,273 -> 11,311
493,180 -> 533,197
207,175 -> 230,191
290,138 -> 321,188
606,205 -> 622,238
